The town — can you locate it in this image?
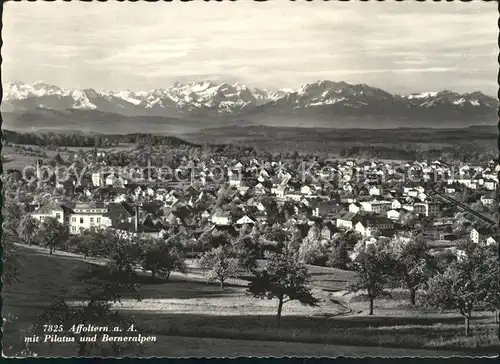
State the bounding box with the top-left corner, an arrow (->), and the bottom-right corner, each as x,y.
3,137 -> 499,356
5,143 -> 499,251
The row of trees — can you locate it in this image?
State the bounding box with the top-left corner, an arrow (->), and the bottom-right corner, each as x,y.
348,236 -> 499,336
7,199 -> 499,336
339,145 -> 496,163
194,223 -> 498,335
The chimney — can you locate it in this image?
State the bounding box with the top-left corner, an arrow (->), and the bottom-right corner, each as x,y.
135,204 -> 139,232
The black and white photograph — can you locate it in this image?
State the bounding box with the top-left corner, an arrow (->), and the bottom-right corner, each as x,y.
1,0 -> 499,358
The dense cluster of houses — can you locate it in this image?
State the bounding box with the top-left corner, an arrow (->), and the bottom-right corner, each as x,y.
26,155 -> 499,250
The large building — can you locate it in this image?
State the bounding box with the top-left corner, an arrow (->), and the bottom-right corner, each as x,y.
69,202 -> 110,234
32,201 -> 73,225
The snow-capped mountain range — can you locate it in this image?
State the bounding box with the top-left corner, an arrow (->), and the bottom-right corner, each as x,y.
3,80 -> 290,117
2,80 -> 498,129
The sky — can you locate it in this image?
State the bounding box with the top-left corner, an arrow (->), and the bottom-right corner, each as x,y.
2,0 -> 498,95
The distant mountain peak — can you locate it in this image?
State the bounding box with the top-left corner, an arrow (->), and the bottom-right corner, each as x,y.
2,80 -> 497,128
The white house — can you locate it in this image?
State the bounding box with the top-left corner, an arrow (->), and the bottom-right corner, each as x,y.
360,201 -> 373,212
201,210 -> 211,220
254,183 -> 266,195
480,194 -> 495,207
484,179 -> 497,191
92,172 -> 105,187
470,227 -> 491,244
368,186 -> 382,196
387,209 -> 401,221
212,211 -> 232,226
236,215 -> 255,225
355,216 -> 394,237
300,185 -> 313,195
336,212 -> 361,230
69,203 -> 110,234
391,199 -> 402,210
272,185 -> 288,198
105,174 -> 126,187
228,173 -> 242,187
349,203 -> 362,214
32,201 -> 69,225
361,200 -> 391,214
486,236 -> 498,246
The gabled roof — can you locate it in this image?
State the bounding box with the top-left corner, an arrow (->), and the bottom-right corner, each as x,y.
33,201 -> 69,215
116,222 -> 162,234
474,227 -> 493,235
358,215 -> 393,227
213,211 -> 232,218
103,202 -> 135,219
236,215 -> 256,224
338,211 -> 360,221
141,201 -> 164,215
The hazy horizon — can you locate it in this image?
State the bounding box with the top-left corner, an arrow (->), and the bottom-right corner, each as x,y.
3,1 -> 497,95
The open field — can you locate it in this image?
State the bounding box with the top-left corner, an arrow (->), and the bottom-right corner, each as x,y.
181,125 -> 497,155
3,245 -> 499,357
3,145 -> 43,171
2,143 -> 138,172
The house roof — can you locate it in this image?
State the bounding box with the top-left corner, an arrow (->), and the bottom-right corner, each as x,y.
339,211 -> 360,221
33,201 -> 69,215
358,215 -> 393,227
213,211 -> 232,218
103,202 -> 135,219
475,227 -> 492,235
236,215 -> 256,224
116,222 -> 162,233
141,201 -> 164,214
481,193 -> 495,200
75,202 -> 106,210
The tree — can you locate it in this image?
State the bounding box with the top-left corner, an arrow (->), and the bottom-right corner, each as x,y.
105,232 -> 142,280
326,234 -> 349,270
391,234 -> 431,305
232,236 -> 260,272
2,229 -> 22,285
140,237 -> 187,279
32,281 -> 142,356
421,244 -> 492,336
481,249 -> 500,327
199,245 -> 239,289
39,217 -> 69,255
298,226 -> 328,265
17,215 -> 39,246
247,250 -> 319,328
348,241 -> 395,315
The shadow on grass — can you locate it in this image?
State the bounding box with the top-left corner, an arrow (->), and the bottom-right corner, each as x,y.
77,263 -> 246,299
131,312 -> 499,354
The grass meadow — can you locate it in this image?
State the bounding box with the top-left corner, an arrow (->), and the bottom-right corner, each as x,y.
2,245 -> 498,357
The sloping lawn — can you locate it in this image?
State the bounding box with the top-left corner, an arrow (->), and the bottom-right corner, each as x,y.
3,245 -> 498,357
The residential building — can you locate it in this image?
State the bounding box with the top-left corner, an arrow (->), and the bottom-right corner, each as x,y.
480,194 -> 495,207
92,172 -> 106,187
368,186 -> 382,196
355,216 -> 394,237
387,209 -> 401,221
212,211 -> 232,226
312,201 -> 343,218
349,202 -> 362,214
336,212 -> 362,230
470,227 -> 492,244
361,200 -> 391,214
484,179 -> 497,191
32,201 -> 73,225
69,202 -> 109,234
236,215 -> 255,225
